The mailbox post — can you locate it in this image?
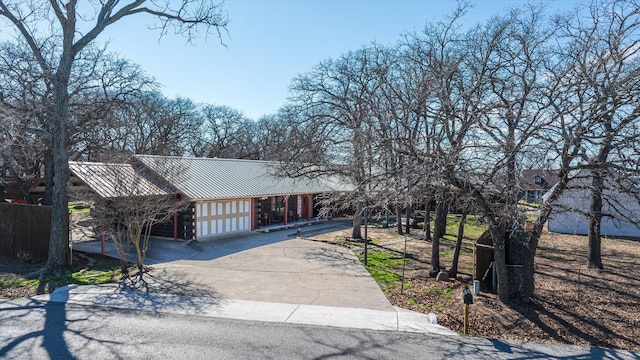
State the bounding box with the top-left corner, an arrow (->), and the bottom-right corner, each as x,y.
462,287 -> 473,335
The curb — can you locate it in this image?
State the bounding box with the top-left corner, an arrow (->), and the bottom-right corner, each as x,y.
36,284 -> 458,336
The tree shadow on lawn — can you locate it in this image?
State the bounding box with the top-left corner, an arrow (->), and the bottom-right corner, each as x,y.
529,258 -> 640,349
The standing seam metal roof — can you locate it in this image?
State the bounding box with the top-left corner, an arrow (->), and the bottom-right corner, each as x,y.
132,155 -> 346,201
69,162 -> 172,199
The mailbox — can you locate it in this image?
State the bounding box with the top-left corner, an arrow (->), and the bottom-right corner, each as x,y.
463,287 -> 473,305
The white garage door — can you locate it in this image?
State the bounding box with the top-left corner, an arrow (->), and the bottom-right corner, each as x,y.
196,199 -> 251,238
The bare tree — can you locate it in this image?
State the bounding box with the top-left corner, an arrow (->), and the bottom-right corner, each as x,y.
394,4 -> 470,278
250,112 -> 294,161
68,48 -> 158,161
0,41 -> 52,203
552,0 -> 640,270
117,92 -> 200,156
0,0 -> 228,275
286,46 -> 391,239
397,4 -> 559,300
189,105 -> 257,159
75,157 -> 188,277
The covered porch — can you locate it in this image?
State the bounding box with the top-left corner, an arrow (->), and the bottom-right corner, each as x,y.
252,194 -> 316,230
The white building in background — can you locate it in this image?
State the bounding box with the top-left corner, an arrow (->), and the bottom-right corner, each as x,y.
545,170 -> 640,238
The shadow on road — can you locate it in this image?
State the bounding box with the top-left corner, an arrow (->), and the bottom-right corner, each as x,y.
0,267 -> 222,358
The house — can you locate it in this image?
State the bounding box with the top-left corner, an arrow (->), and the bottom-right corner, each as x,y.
520,169 -> 559,204
545,170 -> 640,238
68,161 -> 177,253
69,155 -> 348,246
2,181 -> 29,203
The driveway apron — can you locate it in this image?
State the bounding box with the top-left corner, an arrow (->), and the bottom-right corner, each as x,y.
75,224 -> 394,311
156,236 -> 393,311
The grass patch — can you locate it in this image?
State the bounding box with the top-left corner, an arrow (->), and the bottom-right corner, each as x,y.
424,286 -> 454,299
357,249 -> 409,290
68,267 -> 124,285
0,274 -> 40,291
0,255 -> 124,299
445,214 -> 486,240
68,201 -> 93,213
518,200 -> 540,208
419,303 -> 448,312
440,249 -> 455,260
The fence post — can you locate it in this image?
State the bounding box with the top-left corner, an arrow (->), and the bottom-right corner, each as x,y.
577,268 -> 581,303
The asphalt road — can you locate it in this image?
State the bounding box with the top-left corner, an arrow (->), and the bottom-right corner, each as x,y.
1,299 -> 638,360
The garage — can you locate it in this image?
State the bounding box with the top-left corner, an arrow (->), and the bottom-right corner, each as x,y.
196,199 -> 252,238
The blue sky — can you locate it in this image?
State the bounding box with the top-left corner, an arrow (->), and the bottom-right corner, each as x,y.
100,0 -> 580,120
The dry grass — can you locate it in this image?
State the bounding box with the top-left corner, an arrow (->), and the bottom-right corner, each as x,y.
305,225 -> 640,352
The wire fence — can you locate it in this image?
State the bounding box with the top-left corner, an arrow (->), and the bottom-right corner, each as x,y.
573,268 -> 640,305
536,264 -> 640,308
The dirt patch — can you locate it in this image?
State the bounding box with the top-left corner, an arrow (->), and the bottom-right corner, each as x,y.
305,226 -> 640,352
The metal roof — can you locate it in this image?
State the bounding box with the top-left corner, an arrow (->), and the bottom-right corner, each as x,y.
69,162 -> 172,199
131,155 -> 348,201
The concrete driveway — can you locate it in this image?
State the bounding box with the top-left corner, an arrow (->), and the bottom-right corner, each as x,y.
74,222 -> 394,311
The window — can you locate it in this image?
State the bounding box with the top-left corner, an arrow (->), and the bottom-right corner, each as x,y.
534,175 -> 542,185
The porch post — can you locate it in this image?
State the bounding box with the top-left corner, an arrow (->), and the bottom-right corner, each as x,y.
283,195 -> 290,225
100,198 -> 106,255
251,198 -> 256,231
194,202 -> 198,240
173,194 -> 178,241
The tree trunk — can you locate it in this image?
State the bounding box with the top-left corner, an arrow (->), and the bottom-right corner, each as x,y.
490,222 -> 509,302
521,232 -> 538,300
396,203 -> 403,235
405,200 -> 411,234
424,199 -> 431,241
588,173 -> 604,270
351,202 -> 363,239
42,52 -> 74,275
433,199 -> 448,241
430,199 -> 448,277
449,211 -> 468,278
133,226 -> 145,276
42,147 -> 54,205
44,120 -> 70,274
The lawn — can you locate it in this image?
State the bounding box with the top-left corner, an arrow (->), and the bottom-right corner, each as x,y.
305,215 -> 640,352
0,252 -> 123,299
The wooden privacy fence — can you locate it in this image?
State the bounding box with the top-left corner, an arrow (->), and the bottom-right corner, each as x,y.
0,203 -> 52,262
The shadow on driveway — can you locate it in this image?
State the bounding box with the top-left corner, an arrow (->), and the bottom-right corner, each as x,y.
73,221 -> 352,265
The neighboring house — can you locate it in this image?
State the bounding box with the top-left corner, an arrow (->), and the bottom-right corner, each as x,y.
2,181 -> 27,203
520,169 -> 559,204
545,170 -> 640,238
70,155 -> 348,244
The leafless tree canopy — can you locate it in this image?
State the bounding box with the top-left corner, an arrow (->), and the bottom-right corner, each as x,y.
1,0 -> 639,301
277,0 -> 640,301
0,0 -> 228,275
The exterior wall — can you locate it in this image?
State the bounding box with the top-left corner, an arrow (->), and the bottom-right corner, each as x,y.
547,185 -> 640,238
195,199 -> 252,238
151,204 -> 195,240
524,190 -> 543,204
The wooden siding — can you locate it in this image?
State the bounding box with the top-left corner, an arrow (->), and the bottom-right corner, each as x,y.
150,204 -> 195,240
